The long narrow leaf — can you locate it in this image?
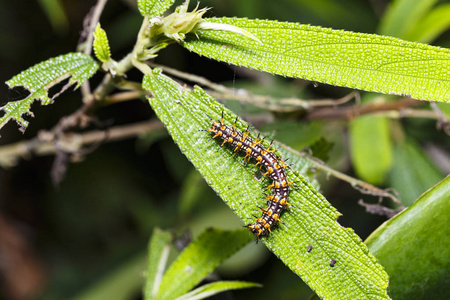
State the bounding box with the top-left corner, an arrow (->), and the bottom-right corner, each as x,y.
377,0 -> 437,37
405,4 -> 450,43
143,70 -> 390,300
144,228 -> 173,300
350,112 -> 393,184
388,140 -> 444,206
182,17 -> 450,103
155,228 -> 252,300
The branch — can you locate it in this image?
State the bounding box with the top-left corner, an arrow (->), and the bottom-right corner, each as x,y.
430,102 -> 450,135
148,62 -> 358,112
0,0 -> 144,182
78,0 -> 109,100
306,97 -> 424,120
105,90 -> 143,104
149,61 -> 448,126
78,0 -> 109,56
358,199 -> 403,218
0,120 -> 164,168
276,143 -> 404,211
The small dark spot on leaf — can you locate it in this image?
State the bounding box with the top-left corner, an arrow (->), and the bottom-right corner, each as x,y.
330,258 -> 336,267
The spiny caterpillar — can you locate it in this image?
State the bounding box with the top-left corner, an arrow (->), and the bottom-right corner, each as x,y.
208,114 -> 293,237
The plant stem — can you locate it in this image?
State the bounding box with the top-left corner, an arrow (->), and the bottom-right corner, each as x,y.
0,120 -> 164,168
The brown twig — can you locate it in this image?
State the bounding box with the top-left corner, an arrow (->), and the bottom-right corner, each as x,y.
1,0 -> 142,183
105,90 -> 144,104
149,62 -> 360,112
40,0 -> 111,142
150,62 -> 447,125
152,62 -> 449,128
358,199 -> 403,218
276,142 -> 404,211
206,90 -> 358,113
78,0 -> 109,102
430,102 -> 450,135
0,120 -> 164,168
44,0 -> 134,180
306,97 -> 424,120
79,0 -> 109,56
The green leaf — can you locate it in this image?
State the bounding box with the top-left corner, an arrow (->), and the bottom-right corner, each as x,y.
143,71 -> 390,300
377,0 -> 437,38
2,52 -> 98,133
404,4 -> 450,43
388,140 -> 444,206
93,23 -> 111,63
182,17 -> 450,103
138,0 -> 175,18
176,281 -> 261,300
155,228 -> 252,300
350,113 -> 393,184
144,228 -> 173,300
366,175 -> 450,300
378,0 -> 450,44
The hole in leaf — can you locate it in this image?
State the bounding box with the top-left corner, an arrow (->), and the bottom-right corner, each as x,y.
48,77 -> 75,101
4,86 -> 30,104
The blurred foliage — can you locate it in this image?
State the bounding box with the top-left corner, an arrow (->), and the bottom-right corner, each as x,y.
0,0 -> 448,300
350,113 -> 393,185
37,0 -> 69,35
389,140 -> 444,205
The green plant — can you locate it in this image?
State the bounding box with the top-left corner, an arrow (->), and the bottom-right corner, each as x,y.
1,0 -> 448,299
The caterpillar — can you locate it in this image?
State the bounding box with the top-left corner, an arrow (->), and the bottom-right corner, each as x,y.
208,114 -> 293,238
